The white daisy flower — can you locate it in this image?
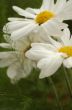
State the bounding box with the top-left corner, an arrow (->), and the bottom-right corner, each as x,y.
0,36 -> 36,83
0,26 -> 48,83
26,28 -> 72,78
3,0 -> 72,41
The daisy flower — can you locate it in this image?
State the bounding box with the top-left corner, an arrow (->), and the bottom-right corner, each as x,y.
0,36 -> 36,83
0,23 -> 48,83
3,0 -> 72,41
26,28 -> 72,78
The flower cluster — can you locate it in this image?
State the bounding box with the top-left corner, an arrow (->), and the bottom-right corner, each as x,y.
0,0 -> 72,83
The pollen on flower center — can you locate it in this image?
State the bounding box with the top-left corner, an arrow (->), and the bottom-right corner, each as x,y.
35,10 -> 54,25
58,46 -> 72,57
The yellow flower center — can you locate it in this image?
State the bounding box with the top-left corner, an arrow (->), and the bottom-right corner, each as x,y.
35,10 -> 54,25
58,46 -> 72,57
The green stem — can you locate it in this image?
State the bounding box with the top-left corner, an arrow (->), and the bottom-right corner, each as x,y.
63,66 -> 72,97
48,77 -> 63,110
69,69 -> 72,79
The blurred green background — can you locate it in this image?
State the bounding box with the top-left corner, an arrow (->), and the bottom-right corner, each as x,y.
0,0 -> 72,110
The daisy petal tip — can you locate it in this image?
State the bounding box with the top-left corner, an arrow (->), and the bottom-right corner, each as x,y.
31,43 -> 35,47
25,52 -> 28,57
39,74 -> 44,79
12,6 -> 18,11
8,18 -> 11,21
12,6 -> 16,9
39,72 -> 48,79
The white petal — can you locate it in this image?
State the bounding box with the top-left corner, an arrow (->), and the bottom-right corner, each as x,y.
30,26 -> 50,42
7,58 -> 33,82
63,28 -> 70,39
25,45 -> 55,61
60,28 -> 71,46
7,62 -> 19,79
31,43 -> 56,51
0,52 -> 15,59
25,7 -> 39,14
47,37 -> 62,49
48,0 -> 54,11
3,34 -> 12,44
41,19 -> 67,38
56,22 -> 68,29
54,0 -> 66,14
0,58 -> 16,68
40,0 -> 54,10
56,0 -> 72,20
11,22 -> 38,41
12,37 -> 30,51
13,6 -> 35,18
37,54 -> 63,78
22,58 -> 34,77
8,18 -> 33,22
3,20 -> 34,34
63,57 -> 72,68
0,43 -> 11,48
8,17 -> 25,21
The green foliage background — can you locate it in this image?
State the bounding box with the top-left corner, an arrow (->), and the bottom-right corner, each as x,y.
0,0 -> 72,110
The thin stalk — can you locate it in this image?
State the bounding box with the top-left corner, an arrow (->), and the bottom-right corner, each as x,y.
48,77 -> 63,110
69,69 -> 72,79
63,66 -> 72,97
